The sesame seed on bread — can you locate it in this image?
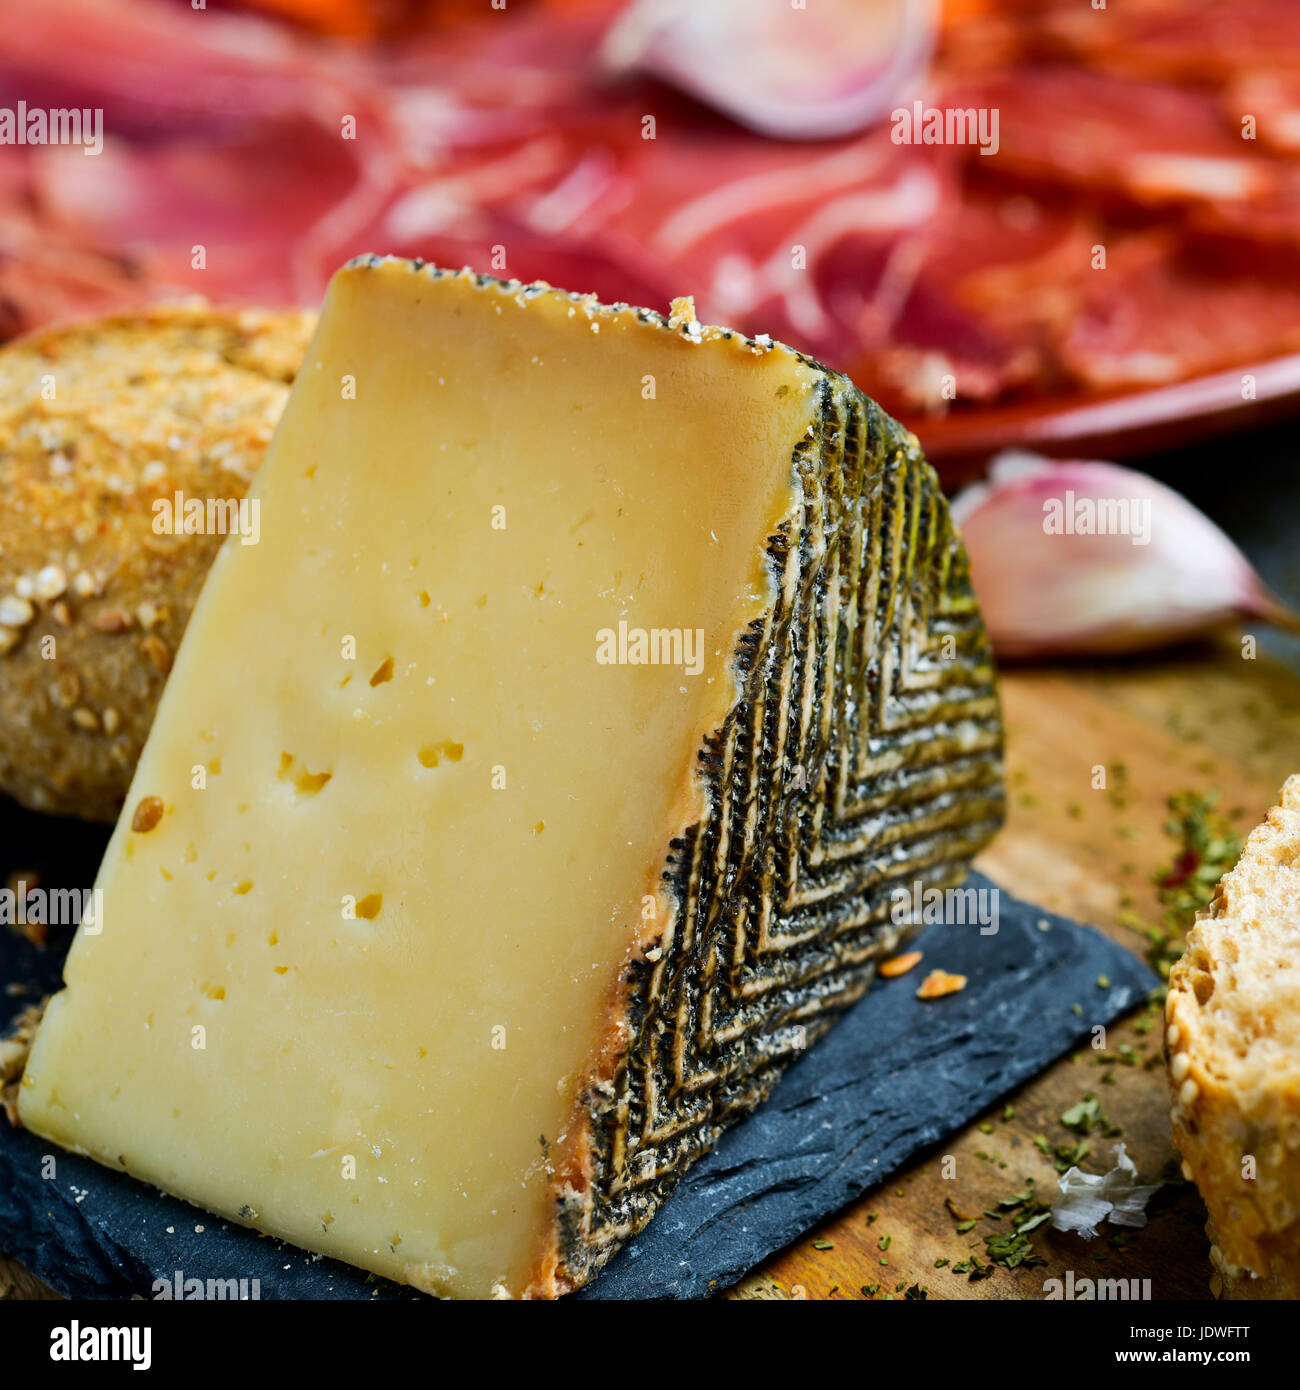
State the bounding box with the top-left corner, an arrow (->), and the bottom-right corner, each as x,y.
0,303 -> 316,821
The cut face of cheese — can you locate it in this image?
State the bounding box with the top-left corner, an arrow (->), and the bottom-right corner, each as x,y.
19,259 -> 1004,1298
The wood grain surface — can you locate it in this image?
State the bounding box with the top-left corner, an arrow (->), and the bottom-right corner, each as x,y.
5,637 -> 1299,1301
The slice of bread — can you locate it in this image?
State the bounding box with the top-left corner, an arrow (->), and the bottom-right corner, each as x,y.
1167,775 -> 1300,1298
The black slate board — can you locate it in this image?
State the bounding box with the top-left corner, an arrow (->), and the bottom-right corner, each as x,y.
0,843 -> 1155,1300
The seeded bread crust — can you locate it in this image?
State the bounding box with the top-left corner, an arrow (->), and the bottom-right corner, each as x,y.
1166,775 -> 1300,1299
0,304 -> 316,821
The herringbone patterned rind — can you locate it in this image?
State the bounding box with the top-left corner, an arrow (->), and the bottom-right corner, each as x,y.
534,371 -> 1005,1296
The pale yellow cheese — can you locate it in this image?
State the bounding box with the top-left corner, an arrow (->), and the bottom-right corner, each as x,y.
19,261 -> 823,1297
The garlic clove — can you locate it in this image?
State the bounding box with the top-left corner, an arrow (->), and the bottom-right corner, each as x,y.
600,0 -> 939,142
952,450 -> 1300,661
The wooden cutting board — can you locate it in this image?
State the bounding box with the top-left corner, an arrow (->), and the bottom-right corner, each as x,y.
5,636 -> 1299,1301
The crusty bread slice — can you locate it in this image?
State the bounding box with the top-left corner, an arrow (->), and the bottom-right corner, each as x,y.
1167,775 -> 1300,1299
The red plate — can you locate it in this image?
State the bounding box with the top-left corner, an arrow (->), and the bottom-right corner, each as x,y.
909,351 -> 1300,487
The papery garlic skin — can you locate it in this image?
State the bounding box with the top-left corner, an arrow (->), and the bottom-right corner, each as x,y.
1051,1143 -> 1162,1239
952,451 -> 1298,660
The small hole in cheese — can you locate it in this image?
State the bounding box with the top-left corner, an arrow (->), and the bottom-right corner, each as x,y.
277,752 -> 332,796
370,656 -> 395,686
418,740 -> 463,768
131,795 -> 164,833
356,893 -> 383,920
234,880 -> 253,896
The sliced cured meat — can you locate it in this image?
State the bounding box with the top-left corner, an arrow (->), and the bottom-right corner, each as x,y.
1059,235 -> 1300,392
609,129 -> 947,356
963,67 -> 1274,210
1187,178 -> 1300,257
1225,74 -> 1300,156
0,0 -> 348,138
0,0 -> 401,309
0,151 -> 147,338
31,117 -> 384,306
838,188 -> 1089,412
0,216 -> 142,340
1043,0 -> 1300,84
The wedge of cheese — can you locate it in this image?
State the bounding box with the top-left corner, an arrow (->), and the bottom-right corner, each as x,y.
1167,776 -> 1300,1299
19,258 -> 1004,1298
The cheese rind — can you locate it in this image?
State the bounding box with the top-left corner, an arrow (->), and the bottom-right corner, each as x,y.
19,259 -> 1004,1298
